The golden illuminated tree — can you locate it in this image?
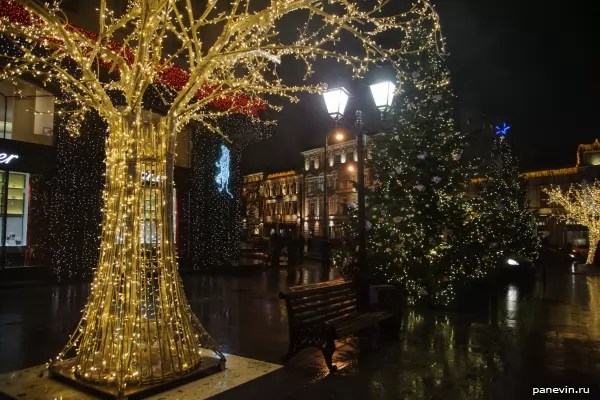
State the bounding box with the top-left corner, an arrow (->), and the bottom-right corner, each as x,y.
0,0 -> 442,395
545,182 -> 600,264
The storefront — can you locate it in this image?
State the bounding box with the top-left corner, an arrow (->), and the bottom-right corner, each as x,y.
0,139 -> 54,270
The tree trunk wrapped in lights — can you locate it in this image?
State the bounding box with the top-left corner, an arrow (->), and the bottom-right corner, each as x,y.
545,182 -> 600,265
57,115 -> 223,386
0,0 -> 442,395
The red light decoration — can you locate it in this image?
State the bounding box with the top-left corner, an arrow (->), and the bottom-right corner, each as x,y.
0,0 -> 266,117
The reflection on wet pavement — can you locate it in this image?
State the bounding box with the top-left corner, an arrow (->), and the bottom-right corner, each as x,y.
2,262 -> 600,399
0,263 -> 338,373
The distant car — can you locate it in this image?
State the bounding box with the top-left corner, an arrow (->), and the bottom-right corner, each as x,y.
496,254 -> 536,284
501,254 -> 535,270
570,245 -> 589,263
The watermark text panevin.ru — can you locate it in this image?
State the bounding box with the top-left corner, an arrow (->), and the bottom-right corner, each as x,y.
533,387 -> 590,395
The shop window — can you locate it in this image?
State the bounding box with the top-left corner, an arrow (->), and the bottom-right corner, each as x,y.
0,79 -> 54,146
0,172 -> 29,249
137,171 -> 177,246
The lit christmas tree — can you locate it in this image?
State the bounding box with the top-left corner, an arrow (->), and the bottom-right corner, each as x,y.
476,125 -> 539,264
336,23 -> 477,307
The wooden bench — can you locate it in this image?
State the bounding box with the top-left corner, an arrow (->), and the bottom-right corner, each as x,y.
279,281 -> 400,372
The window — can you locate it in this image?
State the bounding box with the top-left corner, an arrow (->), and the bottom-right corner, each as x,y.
139,172 -> 176,245
0,79 -> 54,146
309,201 -> 315,216
1,172 -> 28,248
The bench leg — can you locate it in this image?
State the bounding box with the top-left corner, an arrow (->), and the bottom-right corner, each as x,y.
321,337 -> 337,372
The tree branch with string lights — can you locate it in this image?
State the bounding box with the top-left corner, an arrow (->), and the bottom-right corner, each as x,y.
545,182 -> 600,265
1,0 -> 443,395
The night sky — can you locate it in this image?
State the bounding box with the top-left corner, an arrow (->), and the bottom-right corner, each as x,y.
240,0 -> 596,175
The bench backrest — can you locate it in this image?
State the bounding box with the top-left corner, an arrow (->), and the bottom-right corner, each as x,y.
279,282 -> 357,327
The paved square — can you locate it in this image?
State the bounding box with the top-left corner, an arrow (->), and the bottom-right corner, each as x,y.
0,354 -> 281,399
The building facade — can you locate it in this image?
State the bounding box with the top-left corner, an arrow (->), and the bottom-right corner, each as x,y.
242,138 -> 374,240
301,139 -> 367,239
241,172 -> 264,237
260,171 -> 303,237
523,139 -> 600,248
241,170 -> 304,238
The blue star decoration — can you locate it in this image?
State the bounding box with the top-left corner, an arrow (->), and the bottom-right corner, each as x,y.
215,144 -> 232,197
495,122 -> 511,136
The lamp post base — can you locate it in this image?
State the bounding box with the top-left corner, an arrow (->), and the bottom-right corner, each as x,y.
49,356 -> 225,400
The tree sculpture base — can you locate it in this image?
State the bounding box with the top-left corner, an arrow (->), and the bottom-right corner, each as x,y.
49,356 -> 225,400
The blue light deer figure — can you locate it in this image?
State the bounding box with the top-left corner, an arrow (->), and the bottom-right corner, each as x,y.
215,144 -> 232,197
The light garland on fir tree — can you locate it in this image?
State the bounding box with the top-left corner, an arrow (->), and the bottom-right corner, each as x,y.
1,0 -> 442,393
545,182 -> 600,264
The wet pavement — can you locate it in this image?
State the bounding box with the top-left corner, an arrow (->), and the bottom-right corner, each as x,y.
1,260 -> 600,399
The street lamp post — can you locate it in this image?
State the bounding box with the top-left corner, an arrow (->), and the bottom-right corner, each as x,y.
322,82 -> 395,311
323,129 -> 345,238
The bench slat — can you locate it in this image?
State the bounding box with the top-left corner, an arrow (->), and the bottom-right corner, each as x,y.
331,311 -> 387,331
280,282 -> 354,300
296,299 -> 357,323
288,288 -> 355,307
299,301 -> 358,325
292,291 -> 356,316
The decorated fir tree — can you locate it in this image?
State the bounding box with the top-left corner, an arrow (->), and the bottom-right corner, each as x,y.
476,126 -> 540,262
336,24 -> 477,306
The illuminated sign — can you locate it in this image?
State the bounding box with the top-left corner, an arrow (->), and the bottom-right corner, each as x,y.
0,153 -> 19,164
495,122 -> 511,136
215,144 -> 232,197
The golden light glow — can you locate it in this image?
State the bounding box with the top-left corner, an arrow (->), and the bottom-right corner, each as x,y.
545,182 -> 600,264
0,0 -> 442,395
335,132 -> 345,141
348,164 -> 355,172
472,167 -> 579,184
522,167 -> 579,180
266,170 -> 296,179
